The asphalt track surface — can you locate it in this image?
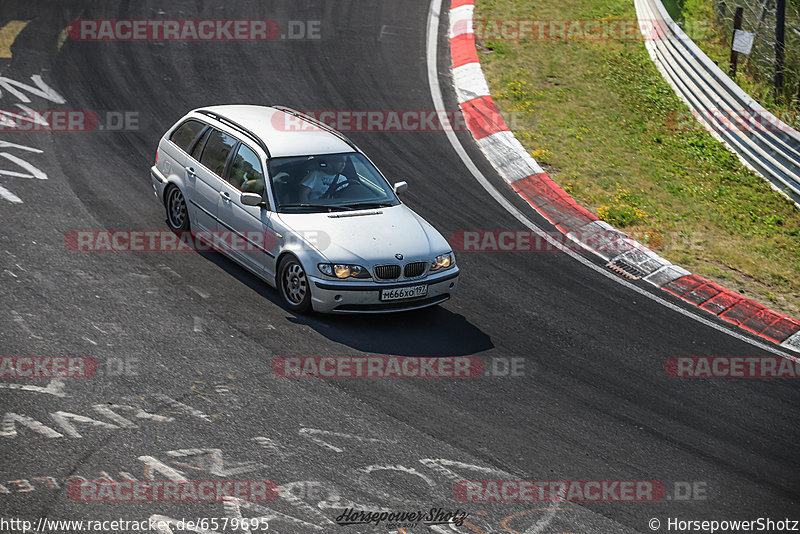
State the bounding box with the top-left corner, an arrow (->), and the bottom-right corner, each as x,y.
0,1 -> 798,533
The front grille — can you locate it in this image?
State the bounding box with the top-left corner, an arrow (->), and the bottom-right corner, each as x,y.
374,264 -> 401,280
403,261 -> 428,278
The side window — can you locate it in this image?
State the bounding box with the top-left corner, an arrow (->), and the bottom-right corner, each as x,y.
228,144 -> 265,195
169,120 -> 205,153
190,128 -> 211,160
199,129 -> 237,177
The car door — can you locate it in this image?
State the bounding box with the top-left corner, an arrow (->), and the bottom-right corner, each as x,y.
161,119 -> 215,229
191,127 -> 237,232
216,142 -> 278,278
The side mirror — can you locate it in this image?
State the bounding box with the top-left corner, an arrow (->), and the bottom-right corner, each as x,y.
393,181 -> 408,194
240,192 -> 265,207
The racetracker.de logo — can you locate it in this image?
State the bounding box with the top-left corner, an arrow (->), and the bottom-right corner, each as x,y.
454,480 -> 666,502
271,356 -> 484,378
665,109 -> 800,134
67,19 -> 321,41
65,230 -> 279,253
68,480 -> 279,502
270,110 -> 492,133
0,110 -> 97,132
0,356 -> 97,378
664,356 -> 800,378
456,19 -> 672,41
449,229 -> 649,253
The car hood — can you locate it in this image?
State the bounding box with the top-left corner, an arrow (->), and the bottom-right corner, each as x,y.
275,204 -> 450,264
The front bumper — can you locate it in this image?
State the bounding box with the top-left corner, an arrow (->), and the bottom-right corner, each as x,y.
151,165 -> 168,203
308,268 -> 459,313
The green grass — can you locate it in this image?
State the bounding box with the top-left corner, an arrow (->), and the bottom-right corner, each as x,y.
475,0 -> 800,317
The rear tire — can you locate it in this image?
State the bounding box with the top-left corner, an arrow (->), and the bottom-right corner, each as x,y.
277,256 -> 312,313
165,186 -> 190,231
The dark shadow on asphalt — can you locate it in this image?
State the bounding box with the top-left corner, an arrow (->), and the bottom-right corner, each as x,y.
288,306 -> 493,357
198,250 -> 493,357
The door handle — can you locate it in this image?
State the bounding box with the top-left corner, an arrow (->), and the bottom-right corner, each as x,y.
185,166 -> 196,178
219,191 -> 231,202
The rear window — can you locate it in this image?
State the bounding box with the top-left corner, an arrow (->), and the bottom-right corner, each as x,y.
200,129 -> 237,177
169,119 -> 205,153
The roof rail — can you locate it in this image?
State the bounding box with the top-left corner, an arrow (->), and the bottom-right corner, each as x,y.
271,106 -> 358,150
195,109 -> 271,158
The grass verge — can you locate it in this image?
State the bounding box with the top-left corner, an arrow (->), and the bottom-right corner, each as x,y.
474,0 -> 800,317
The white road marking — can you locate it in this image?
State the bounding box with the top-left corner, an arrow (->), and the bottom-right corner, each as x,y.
252,436 -> 286,457
93,403 -> 174,427
91,323 -> 109,334
151,393 -> 212,421
299,427 -> 396,453
0,74 -> 66,104
0,379 -> 66,397
0,152 -> 48,179
2,104 -> 51,128
158,264 -> 182,277
138,456 -> 188,481
426,0 -> 796,359
166,448 -> 263,476
0,185 -> 22,204
278,481 -> 338,526
49,411 -> 119,438
10,310 -> 43,339
0,140 -> 43,152
193,316 -> 203,332
190,285 -> 210,299
0,412 -> 63,438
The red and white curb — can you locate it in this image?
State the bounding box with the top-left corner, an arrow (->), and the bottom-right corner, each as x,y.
446,0 -> 800,352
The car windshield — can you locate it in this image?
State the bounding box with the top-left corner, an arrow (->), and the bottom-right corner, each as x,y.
268,153 -> 400,212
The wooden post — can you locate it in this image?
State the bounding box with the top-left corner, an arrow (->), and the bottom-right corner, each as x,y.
729,7 -> 744,77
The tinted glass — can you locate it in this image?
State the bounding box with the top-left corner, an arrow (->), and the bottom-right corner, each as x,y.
228,144 -> 265,195
190,128 -> 211,160
199,129 -> 237,177
268,153 -> 399,211
169,120 -> 205,153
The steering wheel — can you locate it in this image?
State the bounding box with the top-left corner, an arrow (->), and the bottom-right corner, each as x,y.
323,177 -> 357,199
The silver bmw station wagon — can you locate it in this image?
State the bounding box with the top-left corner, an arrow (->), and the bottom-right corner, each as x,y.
150,105 -> 458,313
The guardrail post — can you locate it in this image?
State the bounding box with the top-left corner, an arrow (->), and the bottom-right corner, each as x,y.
729,7 -> 744,77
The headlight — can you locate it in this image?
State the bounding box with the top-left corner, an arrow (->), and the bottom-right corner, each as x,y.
430,253 -> 453,271
318,263 -> 371,279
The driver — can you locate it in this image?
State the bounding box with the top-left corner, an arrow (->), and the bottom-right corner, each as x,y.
299,155 -> 347,201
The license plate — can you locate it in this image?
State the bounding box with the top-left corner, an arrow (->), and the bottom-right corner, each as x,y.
380,284 -> 428,301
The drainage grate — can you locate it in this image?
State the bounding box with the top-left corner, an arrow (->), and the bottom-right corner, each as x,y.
607,258 -> 648,279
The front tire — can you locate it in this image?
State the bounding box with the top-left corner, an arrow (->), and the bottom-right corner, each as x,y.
277,256 -> 312,313
165,185 -> 190,231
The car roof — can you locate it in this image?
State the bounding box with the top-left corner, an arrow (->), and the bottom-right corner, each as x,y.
191,105 -> 356,158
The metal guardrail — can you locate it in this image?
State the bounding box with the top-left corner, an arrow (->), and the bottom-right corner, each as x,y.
636,0 -> 800,207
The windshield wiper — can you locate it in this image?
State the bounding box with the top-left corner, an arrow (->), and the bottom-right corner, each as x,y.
342,202 -> 394,209
279,204 -> 355,212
